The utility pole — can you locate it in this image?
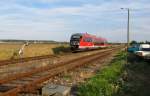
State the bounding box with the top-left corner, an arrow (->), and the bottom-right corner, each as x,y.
121,8 -> 130,48
127,8 -> 130,48
121,8 -> 130,65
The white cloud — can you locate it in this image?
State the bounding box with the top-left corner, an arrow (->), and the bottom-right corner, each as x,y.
0,0 -> 150,42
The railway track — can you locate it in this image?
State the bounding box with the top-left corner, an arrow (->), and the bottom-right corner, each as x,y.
0,47 -> 122,96
0,55 -> 57,67
0,48 -> 110,67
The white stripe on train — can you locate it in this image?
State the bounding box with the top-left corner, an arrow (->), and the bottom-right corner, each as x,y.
79,45 -> 107,49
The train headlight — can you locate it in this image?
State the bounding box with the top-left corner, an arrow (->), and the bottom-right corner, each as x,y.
70,41 -> 79,45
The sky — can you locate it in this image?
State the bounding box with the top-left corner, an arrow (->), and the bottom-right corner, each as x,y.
0,0 -> 150,42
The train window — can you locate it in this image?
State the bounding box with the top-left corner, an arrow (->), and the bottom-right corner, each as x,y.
83,38 -> 92,42
93,40 -> 104,45
72,35 -> 81,39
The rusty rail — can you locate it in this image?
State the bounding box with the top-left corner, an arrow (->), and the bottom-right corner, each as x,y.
0,55 -> 57,67
0,47 -> 115,67
0,47 -> 122,96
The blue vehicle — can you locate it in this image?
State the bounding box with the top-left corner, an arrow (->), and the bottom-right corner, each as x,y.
127,44 -> 140,53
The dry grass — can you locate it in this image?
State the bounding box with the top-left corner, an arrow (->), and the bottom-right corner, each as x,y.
0,43 -> 69,60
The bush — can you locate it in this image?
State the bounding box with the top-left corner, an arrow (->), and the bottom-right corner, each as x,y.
78,51 -> 126,96
52,45 -> 71,54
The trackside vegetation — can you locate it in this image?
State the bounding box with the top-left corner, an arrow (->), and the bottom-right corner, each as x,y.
78,51 -> 126,96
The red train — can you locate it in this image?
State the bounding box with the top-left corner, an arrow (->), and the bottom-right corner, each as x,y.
70,33 -> 108,51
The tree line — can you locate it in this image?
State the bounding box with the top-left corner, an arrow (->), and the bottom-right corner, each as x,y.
0,39 -> 69,44
130,40 -> 150,45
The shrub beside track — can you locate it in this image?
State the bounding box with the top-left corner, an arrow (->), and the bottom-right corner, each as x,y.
78,51 -> 126,96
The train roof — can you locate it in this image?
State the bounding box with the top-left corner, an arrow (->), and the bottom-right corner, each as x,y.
72,33 -> 94,37
71,33 -> 86,36
71,32 -> 107,41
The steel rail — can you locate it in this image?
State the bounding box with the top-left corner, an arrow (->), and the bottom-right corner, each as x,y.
0,55 -> 58,67
0,47 -> 114,67
0,47 -> 122,96
0,48 -> 116,84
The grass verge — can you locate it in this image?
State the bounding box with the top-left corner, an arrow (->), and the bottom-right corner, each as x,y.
78,52 -> 126,96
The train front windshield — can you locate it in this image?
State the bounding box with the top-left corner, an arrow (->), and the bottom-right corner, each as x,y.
70,35 -> 82,46
71,35 -> 81,40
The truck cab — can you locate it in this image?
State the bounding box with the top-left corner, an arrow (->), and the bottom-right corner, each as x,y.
128,44 -> 140,53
